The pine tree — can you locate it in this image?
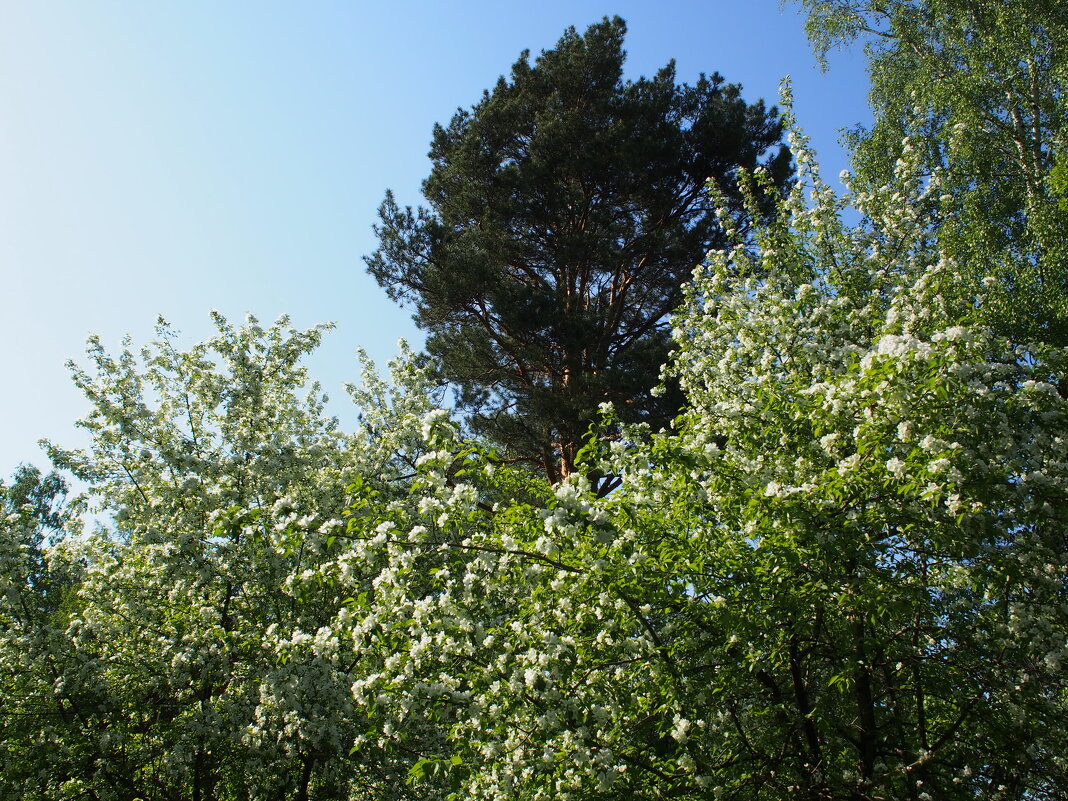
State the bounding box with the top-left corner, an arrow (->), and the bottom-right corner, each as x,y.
367,17 -> 791,490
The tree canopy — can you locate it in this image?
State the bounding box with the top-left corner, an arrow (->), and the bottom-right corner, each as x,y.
339,107 -> 1068,800
3,317 -> 442,799
800,0 -> 1068,344
5,114 -> 1067,798
3,11 -> 1068,801
366,16 -> 792,490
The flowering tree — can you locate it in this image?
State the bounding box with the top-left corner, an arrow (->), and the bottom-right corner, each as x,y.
3,315 -> 448,800
331,99 -> 1068,800
0,466 -> 88,794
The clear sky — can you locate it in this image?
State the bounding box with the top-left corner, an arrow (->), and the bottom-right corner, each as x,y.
0,0 -> 870,478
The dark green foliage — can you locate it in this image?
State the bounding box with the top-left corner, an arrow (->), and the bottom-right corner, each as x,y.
0,466 -> 87,798
1,465 -> 70,616
367,17 -> 791,490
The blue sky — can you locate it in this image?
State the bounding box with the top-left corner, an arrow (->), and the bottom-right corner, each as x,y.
0,1 -> 870,478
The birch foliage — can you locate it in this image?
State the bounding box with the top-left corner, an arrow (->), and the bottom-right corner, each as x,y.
797,0 -> 1068,345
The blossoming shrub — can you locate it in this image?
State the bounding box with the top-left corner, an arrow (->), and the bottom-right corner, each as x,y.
3,316 -> 440,800
642,116 -> 1068,798
333,107 -> 1068,799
